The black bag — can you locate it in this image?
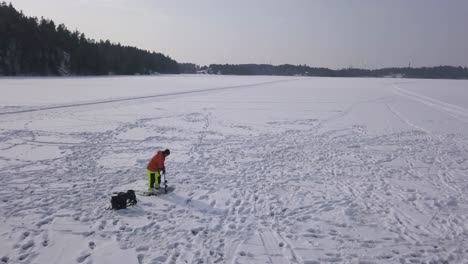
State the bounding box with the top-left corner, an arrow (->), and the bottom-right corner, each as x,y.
127,190 -> 137,205
111,192 -> 127,210
111,190 -> 137,210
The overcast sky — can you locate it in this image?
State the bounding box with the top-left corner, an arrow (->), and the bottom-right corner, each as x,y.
9,0 -> 468,69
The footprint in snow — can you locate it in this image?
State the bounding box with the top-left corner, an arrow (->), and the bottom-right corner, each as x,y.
20,240 -> 34,251
76,253 -> 91,263
137,254 -> 144,264
135,245 -> 149,252
88,241 -> 95,250
98,220 -> 106,230
42,240 -> 49,247
20,232 -> 30,240
376,254 -> 393,260
18,253 -> 29,262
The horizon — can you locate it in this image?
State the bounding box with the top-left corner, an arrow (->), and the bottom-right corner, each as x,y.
7,0 -> 468,69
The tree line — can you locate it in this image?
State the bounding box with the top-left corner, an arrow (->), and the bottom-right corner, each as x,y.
206,64 -> 468,79
0,2 -> 179,76
179,63 -> 468,79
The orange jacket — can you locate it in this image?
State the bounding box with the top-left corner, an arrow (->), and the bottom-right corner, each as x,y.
147,151 -> 165,171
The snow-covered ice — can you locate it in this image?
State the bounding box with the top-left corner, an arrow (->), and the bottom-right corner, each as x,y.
1,75 -> 468,263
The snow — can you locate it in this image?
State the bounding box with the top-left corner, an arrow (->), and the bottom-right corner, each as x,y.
1,75 -> 468,263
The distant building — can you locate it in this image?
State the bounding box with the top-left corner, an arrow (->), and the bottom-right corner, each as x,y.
197,68 -> 213,74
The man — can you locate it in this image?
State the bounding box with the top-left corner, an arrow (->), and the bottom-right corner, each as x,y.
147,149 -> 170,192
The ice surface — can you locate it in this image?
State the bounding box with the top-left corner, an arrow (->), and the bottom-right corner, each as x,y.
1,75 -> 468,263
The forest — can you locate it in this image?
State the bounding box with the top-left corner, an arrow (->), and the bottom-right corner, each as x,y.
0,2 -> 179,76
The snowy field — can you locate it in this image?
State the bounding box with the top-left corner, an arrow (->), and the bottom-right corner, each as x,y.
1,75 -> 468,264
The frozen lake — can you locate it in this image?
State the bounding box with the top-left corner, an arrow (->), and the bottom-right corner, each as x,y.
1,75 -> 468,263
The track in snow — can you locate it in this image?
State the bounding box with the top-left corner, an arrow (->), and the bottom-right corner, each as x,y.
0,79 -> 296,116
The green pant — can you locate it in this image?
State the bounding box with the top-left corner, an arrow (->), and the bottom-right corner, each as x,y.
147,170 -> 161,190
